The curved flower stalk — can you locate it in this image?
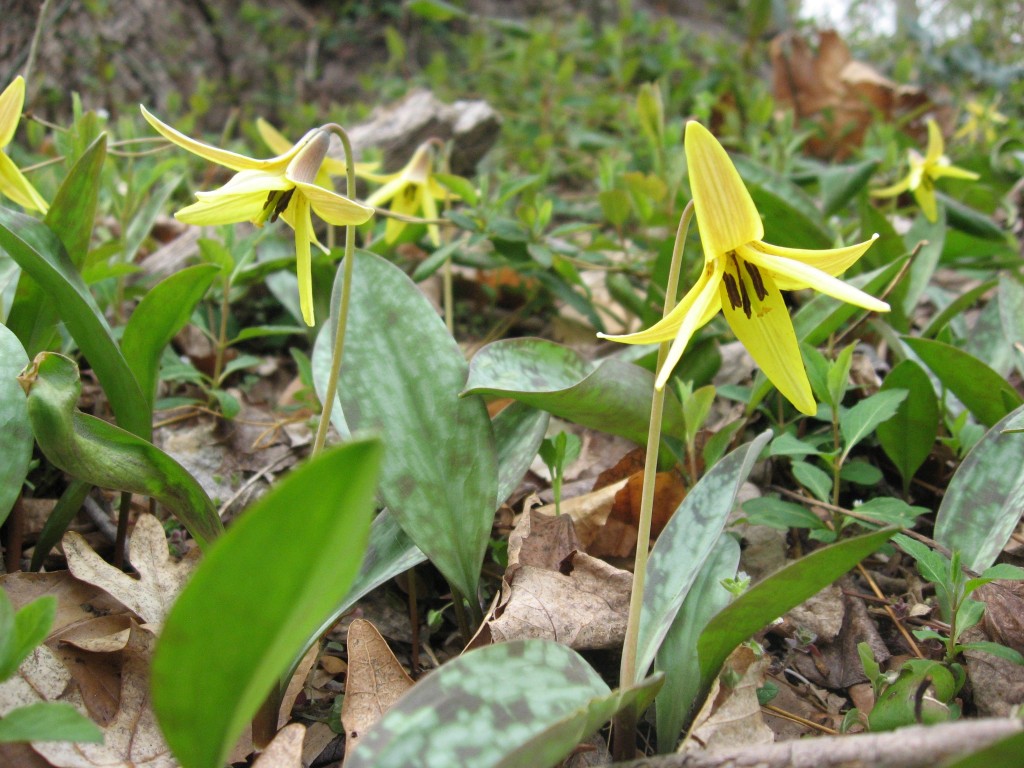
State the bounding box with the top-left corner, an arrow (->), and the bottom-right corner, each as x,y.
362,140 -> 452,247
0,76 -> 48,213
141,107 -> 373,326
600,121 -> 888,416
871,118 -> 980,223
255,118 -> 379,188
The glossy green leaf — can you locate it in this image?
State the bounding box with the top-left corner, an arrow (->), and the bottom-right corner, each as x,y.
0,323 -> 32,527
897,213 -> 945,320
922,278 -> 998,340
346,639 -> 662,768
697,527 -> 896,697
636,430 -> 772,683
839,389 -> 907,463
464,337 -> 685,444
733,156 -> 832,249
654,536 -> 740,753
940,193 -> 1006,240
332,250 -> 497,601
0,208 -> 150,439
903,336 -> 1022,427
827,342 -> 856,409
121,264 -> 219,410
21,352 -> 221,548
5,135 -> 106,356
0,593 -> 55,682
934,405 -> 1024,573
877,360 -> 938,493
153,438 -> 382,768
820,158 -> 879,216
406,0 -> 469,21
791,460 -> 832,502
0,702 -> 104,744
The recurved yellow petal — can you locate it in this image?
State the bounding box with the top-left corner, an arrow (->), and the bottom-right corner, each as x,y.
719,270 -> 816,416
750,235 -> 879,285
295,181 -> 373,226
141,106 -> 302,172
0,151 -> 48,213
175,191 -> 268,226
657,269 -> 724,390
870,176 -> 911,198
684,121 -> 763,257
740,243 -> 889,312
931,163 -> 979,182
0,76 -> 25,148
363,175 -> 406,208
924,119 -> 945,166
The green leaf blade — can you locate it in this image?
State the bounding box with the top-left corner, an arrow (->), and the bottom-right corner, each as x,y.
0,323 -> 32,527
876,360 -> 938,492
152,438 -> 382,768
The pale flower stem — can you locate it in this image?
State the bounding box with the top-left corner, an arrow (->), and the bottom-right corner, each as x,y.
613,200 -> 693,760
312,125 -> 358,457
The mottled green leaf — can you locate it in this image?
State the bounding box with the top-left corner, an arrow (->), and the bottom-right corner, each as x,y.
464,337 -> 685,444
934,405 -> 1024,572
0,702 -> 103,744
153,439 -> 381,768
895,212 -> 945,321
22,352 -> 221,547
903,336 -> 1022,427
332,251 -> 497,601
636,430 -> 772,683
0,323 -> 32,527
697,527 -> 896,698
492,401 -> 550,503
347,639 -> 662,768
0,208 -> 150,439
121,264 -> 219,410
654,537 -> 739,753
839,389 -> 907,462
877,360 -> 938,493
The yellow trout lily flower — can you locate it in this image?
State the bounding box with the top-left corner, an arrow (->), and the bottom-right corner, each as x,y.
255,118 -> 378,188
871,118 -> 979,223
600,121 -> 889,416
0,76 -> 48,213
954,98 -> 1008,146
362,141 -> 451,247
141,107 -> 373,326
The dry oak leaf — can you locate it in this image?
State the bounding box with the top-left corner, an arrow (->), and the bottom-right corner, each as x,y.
0,623 -> 175,768
63,513 -> 199,628
341,619 -> 414,762
252,723 -> 306,768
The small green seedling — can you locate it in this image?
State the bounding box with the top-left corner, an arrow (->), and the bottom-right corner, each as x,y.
538,430 -> 582,516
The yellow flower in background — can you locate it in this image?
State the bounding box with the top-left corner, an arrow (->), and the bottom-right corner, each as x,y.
600,121 -> 888,416
871,118 -> 979,223
141,107 -> 373,326
954,98 -> 1008,146
255,118 -> 378,188
362,141 -> 451,247
0,76 -> 48,213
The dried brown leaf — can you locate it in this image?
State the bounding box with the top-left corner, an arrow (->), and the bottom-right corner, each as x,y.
252,723 -> 306,768
341,619 -> 414,761
62,513 -> 198,627
685,645 -> 774,752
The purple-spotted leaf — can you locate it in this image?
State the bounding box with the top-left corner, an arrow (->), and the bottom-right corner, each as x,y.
0,324 -> 31,527
463,337 -> 685,445
331,250 -> 497,602
346,639 -> 662,768
635,430 -> 772,683
934,405 -> 1024,572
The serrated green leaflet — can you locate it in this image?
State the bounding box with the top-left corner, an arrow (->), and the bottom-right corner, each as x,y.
464,337 -> 685,444
934,405 -> 1024,572
331,250 -> 497,602
153,439 -> 381,768
347,639 -> 662,768
636,430 -> 772,684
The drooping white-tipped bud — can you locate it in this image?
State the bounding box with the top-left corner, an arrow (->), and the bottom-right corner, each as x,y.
286,130 -> 331,184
